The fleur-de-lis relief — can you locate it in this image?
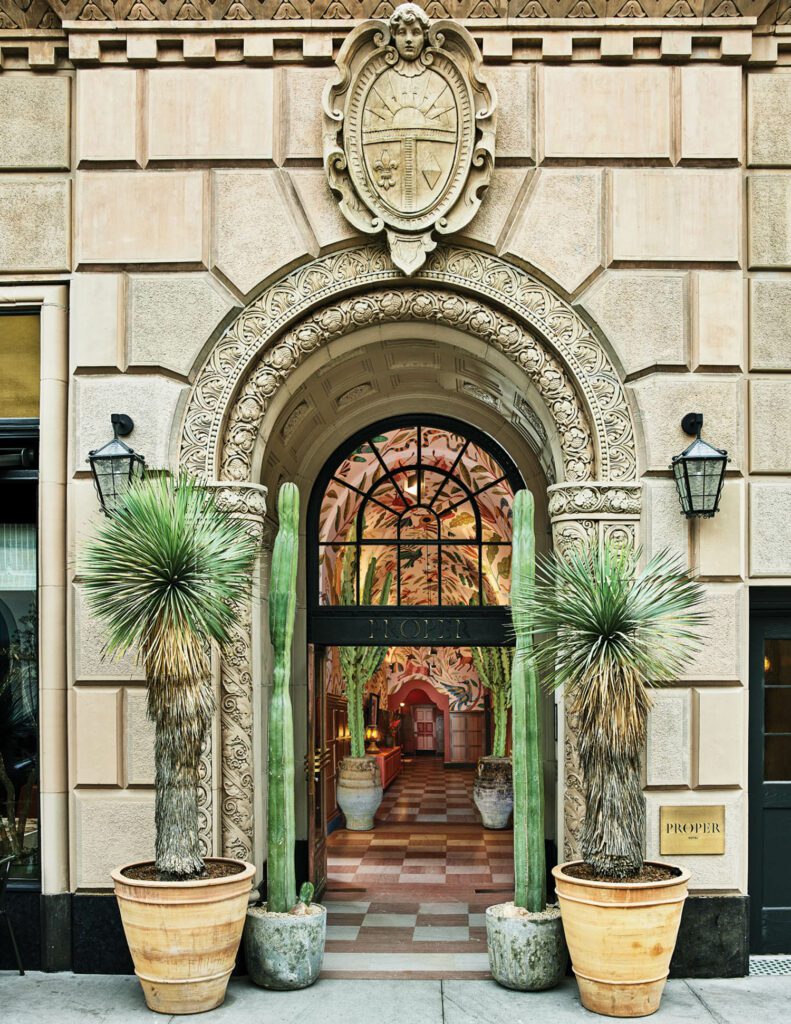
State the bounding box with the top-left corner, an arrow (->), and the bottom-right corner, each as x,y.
373,150 -> 399,190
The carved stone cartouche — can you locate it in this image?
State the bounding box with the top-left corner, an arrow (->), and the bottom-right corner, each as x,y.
323,3 -> 496,275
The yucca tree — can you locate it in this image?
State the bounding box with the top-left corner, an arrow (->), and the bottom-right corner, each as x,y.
81,474 -> 259,880
512,539 -> 705,879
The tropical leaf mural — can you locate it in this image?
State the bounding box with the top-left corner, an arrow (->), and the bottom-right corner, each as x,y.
318,425 -> 515,607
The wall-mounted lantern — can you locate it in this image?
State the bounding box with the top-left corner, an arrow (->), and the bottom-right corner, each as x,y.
670,413 -> 728,519
88,414 -> 145,516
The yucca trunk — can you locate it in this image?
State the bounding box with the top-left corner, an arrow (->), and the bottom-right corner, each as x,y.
579,720 -> 645,878
150,673 -> 213,879
511,490 -> 545,913
267,483 -> 299,913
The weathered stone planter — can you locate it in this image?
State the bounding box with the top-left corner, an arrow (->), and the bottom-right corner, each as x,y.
473,756 -> 513,829
245,903 -> 327,990
486,903 -> 567,991
336,755 -> 382,831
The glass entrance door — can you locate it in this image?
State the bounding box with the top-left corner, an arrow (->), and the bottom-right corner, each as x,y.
749,609 -> 791,952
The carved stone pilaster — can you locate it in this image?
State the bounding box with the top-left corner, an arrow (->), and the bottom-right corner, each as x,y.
206,482 -> 267,863
548,482 -> 642,861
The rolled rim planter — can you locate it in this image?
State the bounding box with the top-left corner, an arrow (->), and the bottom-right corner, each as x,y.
245,903 -> 327,990
486,903 -> 567,991
111,858 -> 255,1015
552,861 -> 691,1019
336,755 -> 383,830
473,756 -> 513,829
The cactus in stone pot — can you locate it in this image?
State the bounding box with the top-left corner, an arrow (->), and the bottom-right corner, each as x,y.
266,481 -> 299,913
335,539 -> 392,831
246,482 -> 327,991
471,646 -> 513,830
485,489 -> 567,991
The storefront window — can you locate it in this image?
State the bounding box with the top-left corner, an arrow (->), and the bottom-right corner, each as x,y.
1,310 -> 40,882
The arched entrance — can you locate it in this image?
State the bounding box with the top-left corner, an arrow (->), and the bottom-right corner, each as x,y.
175,242 -> 642,873
306,416 -> 527,885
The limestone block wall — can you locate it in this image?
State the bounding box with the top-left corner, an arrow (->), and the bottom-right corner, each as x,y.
0,23 -> 789,894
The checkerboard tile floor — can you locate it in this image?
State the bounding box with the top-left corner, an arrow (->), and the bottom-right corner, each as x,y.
328,759 -> 513,889
323,759 -> 514,977
327,827 -> 514,888
376,757 -> 479,824
321,897 -> 493,978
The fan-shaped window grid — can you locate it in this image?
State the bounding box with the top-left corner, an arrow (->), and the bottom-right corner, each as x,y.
319,425 -> 514,608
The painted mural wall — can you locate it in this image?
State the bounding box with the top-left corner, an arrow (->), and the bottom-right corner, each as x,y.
325,644 -> 484,711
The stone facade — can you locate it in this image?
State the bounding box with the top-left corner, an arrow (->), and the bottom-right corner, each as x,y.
1,2 -> 789,973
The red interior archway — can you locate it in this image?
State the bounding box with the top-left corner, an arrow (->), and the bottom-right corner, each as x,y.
388,681 -> 451,762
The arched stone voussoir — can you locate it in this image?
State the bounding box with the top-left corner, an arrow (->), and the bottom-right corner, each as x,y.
178,243 -> 639,487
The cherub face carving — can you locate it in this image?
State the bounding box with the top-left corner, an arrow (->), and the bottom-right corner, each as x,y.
393,19 -> 425,61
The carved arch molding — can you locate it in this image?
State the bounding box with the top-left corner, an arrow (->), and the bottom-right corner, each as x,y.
178,243 -> 641,864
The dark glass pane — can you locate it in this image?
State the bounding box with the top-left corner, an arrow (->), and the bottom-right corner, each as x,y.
360,500 -> 398,540
765,687 -> 791,734
765,734 -> 791,782
421,425 -> 466,469
441,544 -> 480,606
319,481 -> 358,543
401,507 -> 439,541
399,545 -> 438,606
440,500 -> 476,539
359,545 -> 397,606
319,543 -> 355,606
0,515 -> 39,881
483,544 -> 512,606
764,639 -> 791,685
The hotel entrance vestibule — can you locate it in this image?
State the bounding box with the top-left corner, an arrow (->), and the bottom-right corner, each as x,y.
302,417 -> 556,935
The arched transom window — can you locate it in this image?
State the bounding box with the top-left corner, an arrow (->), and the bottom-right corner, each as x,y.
315,419 -> 519,609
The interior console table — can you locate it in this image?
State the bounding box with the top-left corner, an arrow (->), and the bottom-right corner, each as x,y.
372,746 -> 402,790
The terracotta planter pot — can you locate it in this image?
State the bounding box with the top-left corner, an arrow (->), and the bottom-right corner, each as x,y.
112,858 -> 255,1015
336,755 -> 383,831
552,861 -> 690,1019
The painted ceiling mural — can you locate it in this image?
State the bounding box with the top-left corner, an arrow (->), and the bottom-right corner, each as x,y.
318,424 -> 514,608
325,644 -> 483,711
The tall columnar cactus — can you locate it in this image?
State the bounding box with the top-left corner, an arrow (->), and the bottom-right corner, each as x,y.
511,489 -> 546,913
472,647 -> 512,758
339,542 -> 392,758
267,482 -> 299,913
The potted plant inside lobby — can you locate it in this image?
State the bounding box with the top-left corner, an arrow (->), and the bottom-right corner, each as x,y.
81,474 -> 259,1015
486,489 -> 568,992
335,539 -> 392,830
245,482 -> 326,990
520,537 -> 705,1018
471,646 -> 513,829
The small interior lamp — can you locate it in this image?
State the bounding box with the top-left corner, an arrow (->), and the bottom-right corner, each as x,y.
365,726 -> 381,753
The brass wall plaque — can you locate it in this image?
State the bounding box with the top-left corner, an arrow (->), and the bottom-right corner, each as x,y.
660,805 -> 725,855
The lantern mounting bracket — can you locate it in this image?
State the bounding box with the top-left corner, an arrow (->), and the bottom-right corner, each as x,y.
111,413 -> 134,438
681,412 -> 704,438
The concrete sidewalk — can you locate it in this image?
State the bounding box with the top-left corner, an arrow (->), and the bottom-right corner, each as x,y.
2,974 -> 791,1024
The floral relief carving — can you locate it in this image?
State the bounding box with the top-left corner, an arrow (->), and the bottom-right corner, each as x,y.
220,287 -> 595,485
179,243 -> 637,486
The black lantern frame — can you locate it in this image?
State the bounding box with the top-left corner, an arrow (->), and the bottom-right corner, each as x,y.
671,412 -> 728,519
88,413 -> 145,516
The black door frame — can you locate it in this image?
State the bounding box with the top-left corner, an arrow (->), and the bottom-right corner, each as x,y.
748,587 -> 791,953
